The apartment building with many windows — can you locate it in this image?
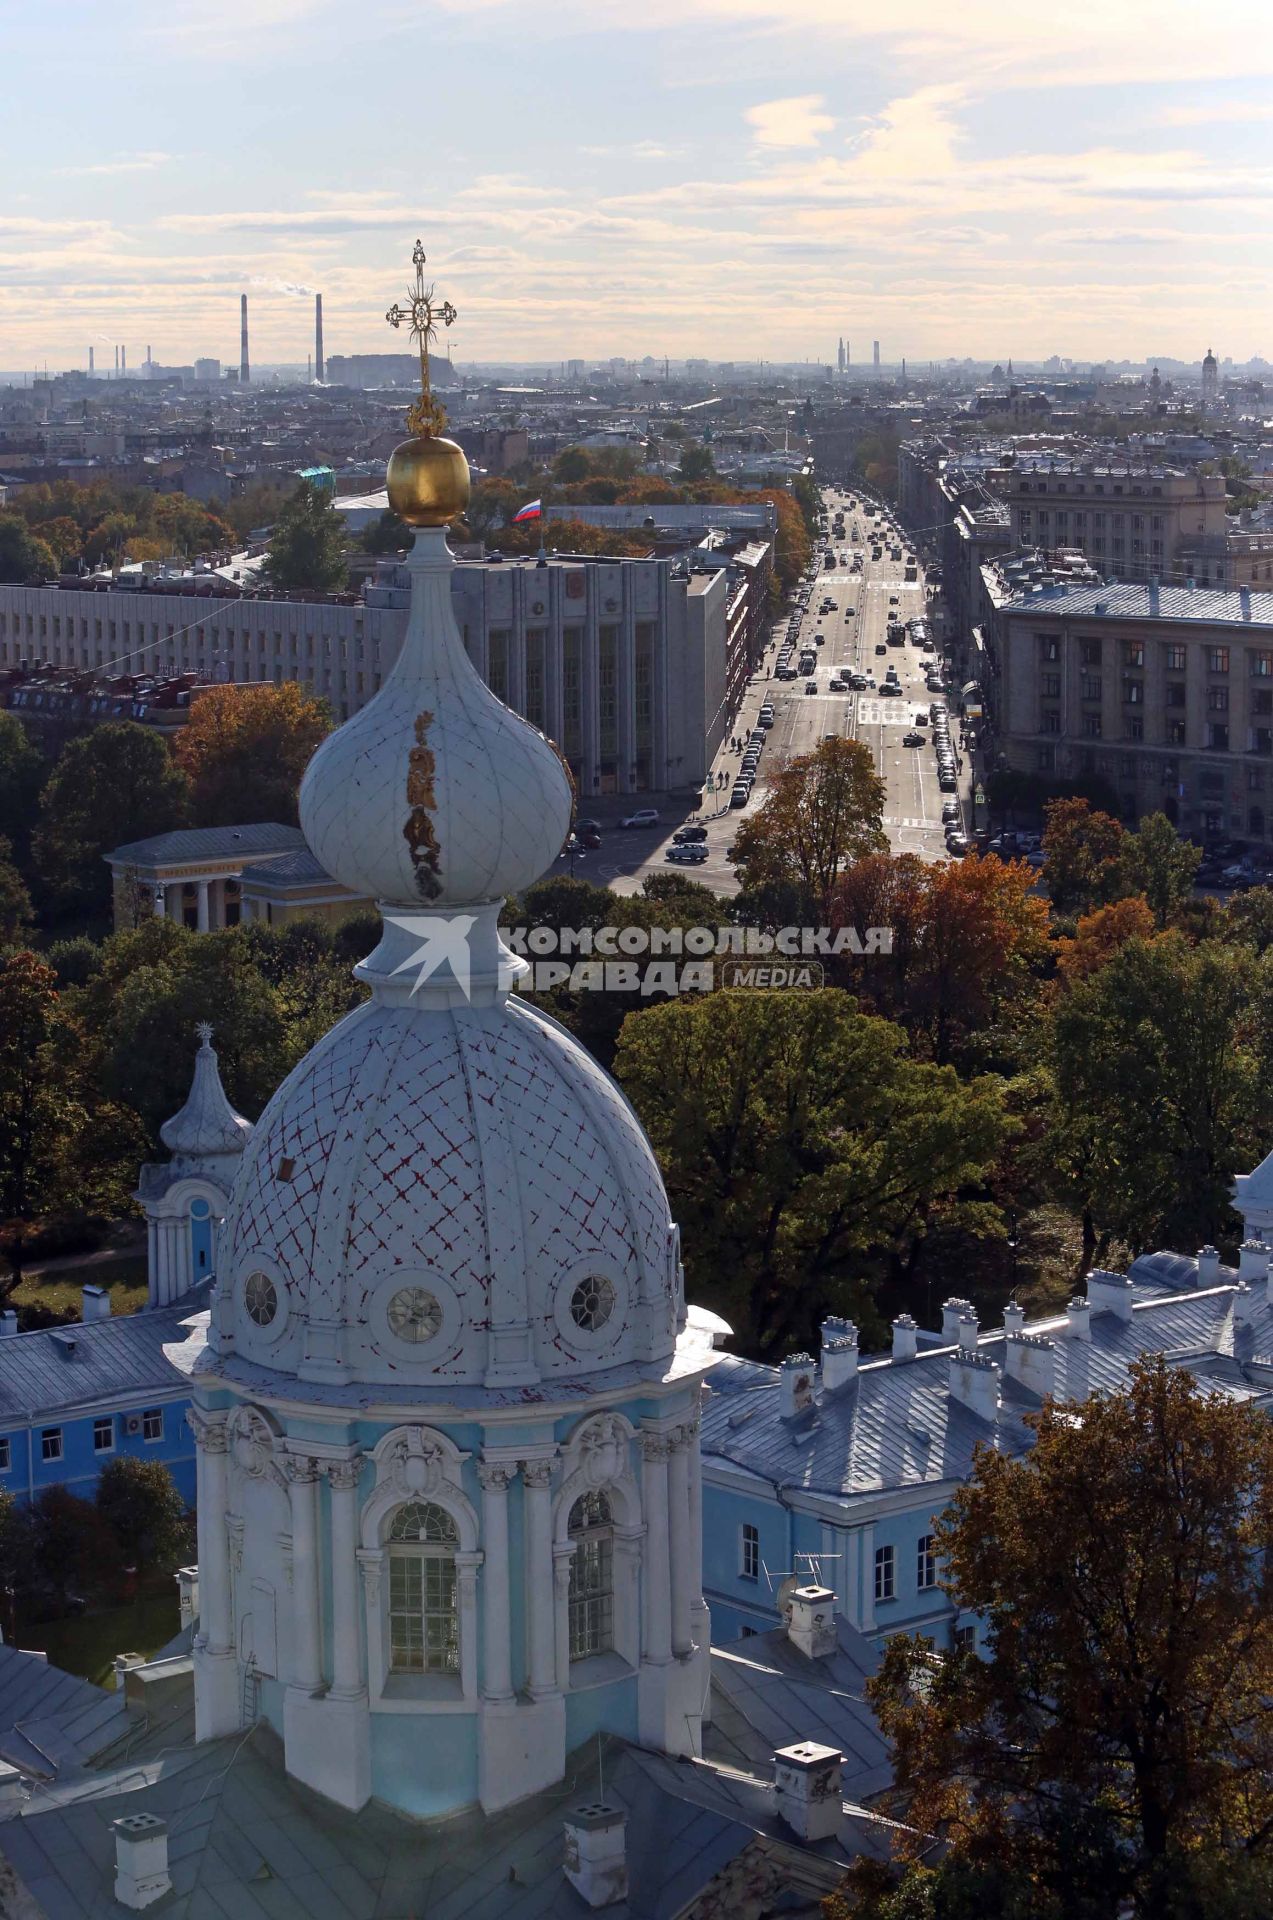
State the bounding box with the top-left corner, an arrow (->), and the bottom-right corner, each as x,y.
1005,464 -> 1226,586
998,580 -> 1273,839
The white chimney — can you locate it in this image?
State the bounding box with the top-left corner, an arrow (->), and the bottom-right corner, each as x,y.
1086,1268 -> 1133,1322
1003,1300 -> 1024,1336
957,1311 -> 979,1353
0,1310 -> 17,1337
113,1813 -> 171,1910
1234,1283 -> 1258,1329
787,1585 -> 837,1661
941,1296 -> 975,1343
1241,584 -> 1252,622
820,1316 -> 858,1391
1149,578 -> 1160,616
82,1283 -> 111,1322
949,1350 -> 999,1421
1067,1297 -> 1091,1341
1003,1332 -> 1055,1397
1237,1240 -> 1267,1284
773,1742 -> 843,1843
779,1353 -> 817,1418
176,1565 -> 200,1629
892,1313 -> 918,1362
563,1803 -> 628,1909
1197,1245 -> 1221,1285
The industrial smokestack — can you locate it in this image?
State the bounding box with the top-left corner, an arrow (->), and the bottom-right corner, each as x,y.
314,293 -> 324,383
89,346 -> 94,376
114,345 -> 119,377
873,340 -> 880,370
240,294 -> 250,385
122,345 -> 127,377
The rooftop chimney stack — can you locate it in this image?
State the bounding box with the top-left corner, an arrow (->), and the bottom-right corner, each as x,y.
957,1311 -> 980,1354
240,294 -> 250,385
949,1350 -> 999,1421
779,1352 -> 817,1418
315,293 -> 324,383
820,1316 -> 858,1391
1085,1268 -> 1134,1322
1004,1331 -> 1056,1397
1197,1245 -> 1221,1285
82,1283 -> 111,1322
1067,1296 -> 1091,1341
1241,585 -> 1252,622
1003,1300 -> 1024,1336
563,1804 -> 628,1909
1233,1282 -> 1258,1328
1237,1239 -> 1266,1284
892,1313 -> 918,1362
787,1585 -> 837,1661
941,1297 -> 975,1343
112,1813 -> 171,1911
773,1742 -> 844,1843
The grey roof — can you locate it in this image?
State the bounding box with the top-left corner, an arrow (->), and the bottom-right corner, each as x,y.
707,1619 -> 892,1804
105,824 -> 306,868
237,848 -> 344,889
0,1303 -> 208,1425
0,1647 -> 128,1781
1002,581 -> 1273,628
703,1269 -> 1273,1504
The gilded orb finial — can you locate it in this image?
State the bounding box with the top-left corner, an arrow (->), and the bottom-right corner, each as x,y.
385,239 -> 457,439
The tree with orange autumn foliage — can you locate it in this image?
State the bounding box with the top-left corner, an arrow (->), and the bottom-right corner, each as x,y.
173,682 -> 332,827
1055,894 -> 1159,982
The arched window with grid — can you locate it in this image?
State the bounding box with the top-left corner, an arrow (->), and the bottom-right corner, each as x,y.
387,1502 -> 459,1674
567,1490 -> 614,1661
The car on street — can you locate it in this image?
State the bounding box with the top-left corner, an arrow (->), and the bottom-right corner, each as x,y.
730,783 -> 750,808
945,833 -> 970,857
805,680 -> 818,694
672,825 -> 708,844
666,843 -> 710,864
576,818 -> 601,835
875,643 -> 888,655
620,808 -> 659,829
903,730 -> 925,746
939,771 -> 958,792
579,830 -> 602,849
847,672 -> 867,690
879,683 -> 902,698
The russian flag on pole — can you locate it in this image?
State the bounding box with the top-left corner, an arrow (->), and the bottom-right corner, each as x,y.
513,499 -> 542,522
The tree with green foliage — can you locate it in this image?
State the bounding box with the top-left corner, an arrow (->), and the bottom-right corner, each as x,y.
845,1359 -> 1273,1920
360,508 -> 410,555
1048,932 -> 1272,1252
613,988 -> 1007,1354
33,721 -> 189,915
0,711 -> 44,863
0,836 -> 34,946
0,515 -> 56,583
1117,810 -> 1201,927
678,443 -> 716,482
731,737 -> 886,916
263,480 -> 348,592
1041,796 -> 1126,915
96,1456 -> 190,1573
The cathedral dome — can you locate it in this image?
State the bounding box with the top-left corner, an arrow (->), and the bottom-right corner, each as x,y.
217,992 -> 680,1390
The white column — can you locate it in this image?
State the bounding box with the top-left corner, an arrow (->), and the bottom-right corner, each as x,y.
640,1431 -> 673,1665
456,1551 -> 482,1701
686,1411 -> 704,1610
192,1415 -> 232,1654
553,1542 -> 575,1688
286,1456 -> 323,1692
326,1459 -> 364,1699
478,1461 -> 515,1703
860,1521 -> 876,1633
522,1459 -> 557,1697
196,878 -> 210,933
668,1428 -> 693,1657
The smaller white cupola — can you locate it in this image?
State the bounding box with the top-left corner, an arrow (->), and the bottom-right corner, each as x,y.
136,1024 -> 252,1309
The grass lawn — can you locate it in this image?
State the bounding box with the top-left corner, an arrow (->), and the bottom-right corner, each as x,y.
21,1587 -> 181,1688
9,1255 -> 150,1320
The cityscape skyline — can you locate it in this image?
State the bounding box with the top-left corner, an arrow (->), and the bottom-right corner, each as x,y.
3,0 -> 1272,368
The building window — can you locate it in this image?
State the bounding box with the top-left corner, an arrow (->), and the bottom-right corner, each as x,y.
1041,672 -> 1061,698
1041,709 -> 1061,734
1168,719 -> 1187,745
1165,682 -> 1187,708
0,1435 -> 10,1472
1209,648 -> 1230,674
1082,714 -> 1103,739
1123,679 -> 1143,705
1250,652 -> 1273,678
41,1428 -> 63,1463
953,1624 -> 977,1655
1037,634 -> 1060,663
93,1417 -> 114,1453
1081,675 -> 1102,702
1080,638 -> 1102,667
1164,644 -> 1186,671
142,1409 -> 163,1443
741,1522 -> 760,1581
568,1491 -> 614,1660
1207,686 -> 1229,712
1207,724 -> 1230,752
1036,746 -> 1055,772
387,1502 -> 460,1674
1124,641 -> 1144,668
1126,716 -> 1144,741
917,1535 -> 938,1591
874,1544 -> 896,1603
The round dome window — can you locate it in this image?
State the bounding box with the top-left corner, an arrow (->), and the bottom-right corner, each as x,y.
244,1271 -> 279,1328
569,1274 -> 616,1334
387,1286 -> 444,1345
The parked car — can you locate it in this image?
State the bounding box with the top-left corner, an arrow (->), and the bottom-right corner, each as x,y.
939,771 -> 958,792
666,844 -> 710,865
576,818 -> 601,835
579,830 -> 602,849
672,825 -> 708,844
730,783 -> 750,808
945,832 -> 970,857
620,808 -> 659,829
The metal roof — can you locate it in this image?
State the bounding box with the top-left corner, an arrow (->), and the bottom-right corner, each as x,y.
0,1646 -> 128,1782
0,1303 -> 208,1425
237,849 -> 343,888
105,824 -> 306,868
1002,581 -> 1273,629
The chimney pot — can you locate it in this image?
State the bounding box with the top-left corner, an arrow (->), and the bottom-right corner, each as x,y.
563,1803 -> 628,1909
892,1313 -> 918,1362
1085,1268 -> 1134,1322
779,1353 -> 817,1419
1067,1297 -> 1091,1341
1003,1300 -> 1024,1335
1197,1245 -> 1221,1284
1237,1239 -> 1266,1284
819,1317 -> 858,1392
774,1741 -> 844,1842
1004,1331 -> 1055,1396
940,1296 -> 975,1343
957,1311 -> 979,1353
787,1584 -> 837,1661
113,1813 -> 171,1911
1234,1282 -> 1259,1328
949,1350 -> 999,1420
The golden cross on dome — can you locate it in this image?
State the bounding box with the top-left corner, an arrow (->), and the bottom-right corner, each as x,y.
385,239 -> 457,438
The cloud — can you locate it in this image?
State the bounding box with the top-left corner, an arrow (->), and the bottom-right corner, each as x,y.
746,94 -> 835,149
580,140 -> 685,160
55,152 -> 172,178
1158,100 -> 1273,126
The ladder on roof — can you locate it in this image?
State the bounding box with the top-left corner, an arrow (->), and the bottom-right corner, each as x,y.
240,1657 -> 259,1728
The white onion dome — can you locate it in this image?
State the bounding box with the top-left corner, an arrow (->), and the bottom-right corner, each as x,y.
299,526 -> 572,915
160,1023 -> 252,1168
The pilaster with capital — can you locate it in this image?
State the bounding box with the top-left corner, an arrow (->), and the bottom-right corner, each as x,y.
455,1550 -> 483,1702
326,1457 -> 366,1699
285,1453 -> 323,1693
553,1541 -> 576,1689
668,1426 -> 693,1657
521,1456 -> 558,1697
640,1430 -> 673,1666
477,1459 -> 516,1703
188,1411 -> 233,1656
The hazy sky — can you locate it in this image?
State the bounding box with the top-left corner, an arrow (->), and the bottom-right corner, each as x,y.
4,0 -> 1272,370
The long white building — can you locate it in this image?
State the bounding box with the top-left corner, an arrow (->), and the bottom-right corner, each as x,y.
0,551 -> 732,796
